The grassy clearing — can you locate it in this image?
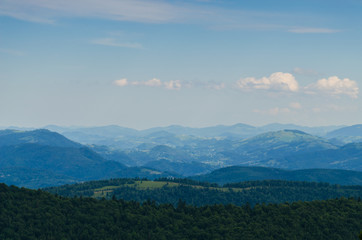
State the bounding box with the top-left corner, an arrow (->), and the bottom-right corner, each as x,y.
93,186 -> 121,198
133,181 -> 180,189
91,180 -> 251,198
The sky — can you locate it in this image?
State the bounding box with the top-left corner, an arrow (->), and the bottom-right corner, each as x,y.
0,0 -> 361,129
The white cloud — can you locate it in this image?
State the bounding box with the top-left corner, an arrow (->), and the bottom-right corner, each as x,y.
91,38 -> 142,49
288,28 -> 340,34
114,78 -> 128,87
114,75 -> 359,97
306,76 -> 359,98
236,72 -> 299,92
114,78 -> 182,90
164,80 -> 182,90
144,78 -> 162,87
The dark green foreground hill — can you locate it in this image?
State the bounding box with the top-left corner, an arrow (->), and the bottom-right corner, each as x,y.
1,183 -> 362,240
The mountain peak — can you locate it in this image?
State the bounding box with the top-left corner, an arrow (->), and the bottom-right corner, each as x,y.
283,129 -> 308,134
0,129 -> 82,148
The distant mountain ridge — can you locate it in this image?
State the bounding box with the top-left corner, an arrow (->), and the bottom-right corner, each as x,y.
1,125 -> 362,188
281,142 -> 362,170
326,124 -> 362,143
90,128 -> 362,173
222,129 -> 338,167
38,123 -> 346,147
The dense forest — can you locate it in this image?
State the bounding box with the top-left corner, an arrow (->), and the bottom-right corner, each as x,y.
45,178 -> 362,207
1,183 -> 362,239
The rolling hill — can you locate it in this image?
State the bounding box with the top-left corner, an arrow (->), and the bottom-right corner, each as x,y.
44,178 -> 362,207
218,130 -> 338,167
281,142 -> 362,170
190,166 -> 362,185
0,129 -> 180,188
326,124 -> 362,143
3,183 -> 362,239
0,129 -> 81,148
90,129 -> 359,173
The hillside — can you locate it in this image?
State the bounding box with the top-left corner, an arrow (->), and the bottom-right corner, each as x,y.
326,124 -> 362,143
0,129 -> 81,148
45,178 -> 362,207
144,159 -> 216,176
0,129 -> 128,188
221,130 -> 337,167
0,129 -> 192,188
281,142 -> 362,170
1,128 -> 362,188
0,144 -> 126,179
3,183 -> 362,239
40,125 -> 362,174
0,167 -> 77,188
91,130 -> 341,173
191,166 -> 362,185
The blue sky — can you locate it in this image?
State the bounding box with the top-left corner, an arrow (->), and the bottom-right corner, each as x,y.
0,0 -> 361,129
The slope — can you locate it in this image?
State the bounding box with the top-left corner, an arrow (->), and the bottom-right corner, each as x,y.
0,129 -> 128,188
220,130 -> 337,167
2,183 -> 362,239
191,166 -> 362,185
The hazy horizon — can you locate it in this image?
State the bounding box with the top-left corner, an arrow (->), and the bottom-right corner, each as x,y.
0,122 -> 350,132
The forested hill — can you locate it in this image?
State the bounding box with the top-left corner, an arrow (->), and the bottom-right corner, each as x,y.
1,183 -> 362,239
0,129 -> 81,148
45,178 -> 362,207
190,166 -> 362,185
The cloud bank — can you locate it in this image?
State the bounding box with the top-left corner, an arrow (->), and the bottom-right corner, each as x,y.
306,76 -> 359,98
113,78 -> 182,90
114,73 -> 358,98
114,78 -> 128,87
236,72 -> 299,92
235,72 -> 358,98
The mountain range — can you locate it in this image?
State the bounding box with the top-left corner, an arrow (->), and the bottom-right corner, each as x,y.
39,123 -> 346,147
90,128 -> 362,173
1,124 -> 362,188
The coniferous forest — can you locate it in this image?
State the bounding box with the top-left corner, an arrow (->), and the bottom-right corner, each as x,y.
1,183 -> 362,240
45,178 -> 362,207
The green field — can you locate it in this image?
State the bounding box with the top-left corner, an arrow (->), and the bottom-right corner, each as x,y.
92,180 -> 250,198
